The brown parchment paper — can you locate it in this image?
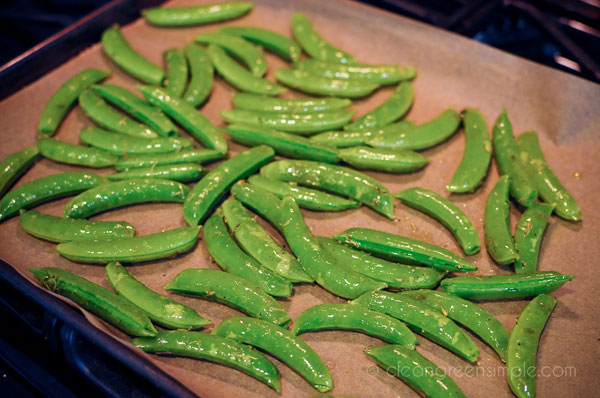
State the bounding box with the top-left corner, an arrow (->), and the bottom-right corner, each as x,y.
1,0 -> 600,396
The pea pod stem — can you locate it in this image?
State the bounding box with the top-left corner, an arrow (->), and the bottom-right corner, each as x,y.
220,26 -> 301,63
232,93 -> 351,113
484,175 -> 518,265
195,32 -> 267,77
38,139 -> 118,168
182,43 -> 214,107
514,202 -> 555,273
142,2 -> 253,27
0,146 -> 39,198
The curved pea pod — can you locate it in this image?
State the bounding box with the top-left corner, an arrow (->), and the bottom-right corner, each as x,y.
115,148 -> 224,171
400,289 -> 509,362
364,345 -> 467,398
204,211 -> 293,297
142,2 -> 253,26
208,44 -> 286,96
38,68 -> 110,136
232,93 -> 351,113
394,187 -> 481,255
513,202 -> 555,274
183,145 -> 274,226
334,227 -> 477,272
166,269 -> 290,326
318,237 -> 445,290
30,267 -> 157,337
291,303 -> 418,348
20,210 -> 135,243
516,130 -> 581,221
231,181 -> 285,232
352,290 -> 480,362
225,123 -> 340,163
183,44 -> 213,107
220,26 -> 301,63
163,48 -> 188,98
339,146 -> 428,173
38,139 -> 118,168
309,120 -> 415,148
212,316 -> 333,392
107,164 -> 205,183
440,271 -> 575,300
275,68 -> 378,98
0,172 -> 106,222
507,294 -> 556,398
101,25 -> 164,85
446,107 -> 492,193
0,146 -> 39,198
484,175 -> 518,265
56,226 -> 200,264
63,178 -> 189,219
195,32 -> 267,77
132,330 -> 280,392
367,107 -> 461,150
298,59 -> 416,85
260,160 -> 394,219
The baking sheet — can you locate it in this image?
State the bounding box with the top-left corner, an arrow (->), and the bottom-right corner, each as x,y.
1,0 -> 600,396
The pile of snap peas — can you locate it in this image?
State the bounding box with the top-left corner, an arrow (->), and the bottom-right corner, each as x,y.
0,1 -> 583,396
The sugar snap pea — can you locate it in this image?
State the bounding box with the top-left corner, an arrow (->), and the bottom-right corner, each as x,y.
507,294 -> 556,398
30,267 -> 157,337
38,69 -> 110,136
0,146 -> 39,198
231,181 -> 285,231
394,187 -> 481,255
166,269 -> 290,326
232,92 -> 351,113
107,163 -> 205,183
298,59 -> 417,85
142,2 -> 253,27
220,26 -> 301,63
338,146 -> 428,173
114,148 -> 223,171
309,120 -> 415,148
291,13 -> 355,64
333,227 -> 477,272
101,25 -> 164,85
183,44 -> 213,107
439,271 -> 574,300
163,48 -> 188,98
63,178 -> 188,219
183,145 -> 274,226
514,202 -> 554,274
38,139 -> 117,168
484,175 -> 518,265
195,32 -> 267,77
132,330 -> 280,392
212,316 -> 333,392
275,68 -> 378,98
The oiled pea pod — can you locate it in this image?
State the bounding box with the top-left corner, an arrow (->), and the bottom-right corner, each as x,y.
338,146 -> 428,173
0,146 -> 39,198
63,178 -> 189,219
183,43 -> 213,107
507,294 -> 556,398
298,59 -> 416,85
107,164 -> 205,183
166,269 -> 291,326
30,267 -> 157,337
291,303 -> 418,348
364,345 -> 467,398
231,181 -> 285,232
309,120 -> 415,148
440,271 -> 575,300
131,330 -> 280,392
0,172 -> 106,222
220,26 -> 301,63
105,262 -> 210,330
195,32 -> 267,77
142,2 -> 253,27
484,175 -> 518,265
163,48 -> 188,98
212,316 -> 333,393
275,68 -> 378,98
394,187 -> 481,255
232,93 -> 351,113
114,148 -> 224,171
514,202 -> 554,274
56,226 -> 200,264
19,210 -> 135,243
38,139 -> 117,168
38,69 -> 110,136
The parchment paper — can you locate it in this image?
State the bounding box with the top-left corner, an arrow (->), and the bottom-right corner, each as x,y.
1,0 -> 599,397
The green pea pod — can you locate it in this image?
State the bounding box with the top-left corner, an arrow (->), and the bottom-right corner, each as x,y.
0,172 -> 106,222
232,93 -> 351,113
225,123 -> 340,163
507,294 -> 556,398
260,160 -> 394,219
138,85 -> 227,155
105,262 -> 210,330
63,178 -> 189,219
101,24 -> 164,85
38,139 -> 118,168
212,316 -> 333,392
492,110 -> 537,207
220,26 -> 301,63
195,32 -> 266,77
400,289 -> 509,362
516,130 -> 581,221
514,202 -> 554,274
132,330 -> 280,392
353,290 -> 480,362
204,211 -> 293,297
345,81 -> 413,130
367,108 -> 461,150
298,59 -> 416,85
183,44 -> 213,107
248,175 -> 359,212
20,210 -> 135,243
275,68 -> 378,98
107,164 -> 205,183
484,175 -> 518,265
440,271 -> 575,300
208,44 -> 286,96
291,13 -> 355,64
291,303 -> 418,348
394,187 -> 481,255
317,237 -> 445,290
163,48 -> 188,98
38,69 -> 110,136
183,145 -> 274,226
91,84 -> 177,137
446,108 -> 492,193
364,345 -> 467,398
338,146 -> 428,173
56,226 -> 200,264
0,146 -> 39,198
114,148 -> 224,171
30,267 -> 157,337
142,2 -> 253,26
166,269 -> 290,326
333,227 -> 477,272
221,198 -> 313,283
309,120 -> 415,148
231,181 -> 285,232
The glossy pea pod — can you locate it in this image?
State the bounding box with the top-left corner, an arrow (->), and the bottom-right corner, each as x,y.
220,26 -> 302,63
0,146 -> 39,198
309,120 -> 415,148
231,181 -> 286,232
297,59 -> 417,85
484,175 -> 518,265
514,202 -> 555,273
163,48 -> 188,98
232,93 -> 351,113
142,2 -> 253,26
195,32 -> 267,77
114,148 -> 224,171
275,68 -> 378,98
183,43 -> 214,107
338,146 -> 428,173
38,139 -> 118,168
107,164 -> 205,183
